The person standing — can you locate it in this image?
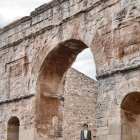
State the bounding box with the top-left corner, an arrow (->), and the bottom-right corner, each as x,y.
80,123 -> 92,140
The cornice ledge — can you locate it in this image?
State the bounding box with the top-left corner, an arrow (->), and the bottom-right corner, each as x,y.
97,63 -> 140,80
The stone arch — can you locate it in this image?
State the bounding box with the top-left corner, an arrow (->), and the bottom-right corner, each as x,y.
121,91 -> 140,113
35,39 -> 96,139
38,39 -> 88,95
7,117 -> 20,140
121,91 -> 140,139
31,30 -> 101,80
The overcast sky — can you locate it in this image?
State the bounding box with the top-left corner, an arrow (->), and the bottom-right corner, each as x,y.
0,0 -> 96,80
72,49 -> 96,80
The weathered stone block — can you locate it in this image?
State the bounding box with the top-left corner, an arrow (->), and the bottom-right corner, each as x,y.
108,125 -> 121,135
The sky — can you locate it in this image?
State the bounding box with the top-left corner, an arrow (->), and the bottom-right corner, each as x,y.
72,49 -> 96,80
0,0 -> 96,80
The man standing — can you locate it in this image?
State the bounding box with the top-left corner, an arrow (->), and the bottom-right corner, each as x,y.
80,123 -> 92,140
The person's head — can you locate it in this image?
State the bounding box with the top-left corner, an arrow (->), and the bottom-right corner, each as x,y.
84,123 -> 88,130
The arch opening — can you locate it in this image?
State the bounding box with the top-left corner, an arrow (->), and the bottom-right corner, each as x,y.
38,39 -> 88,96
122,92 -> 140,114
72,48 -> 96,80
36,39 -> 96,139
121,92 -> 140,139
7,117 -> 19,140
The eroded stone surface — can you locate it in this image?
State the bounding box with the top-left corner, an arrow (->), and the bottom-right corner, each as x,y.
0,0 -> 140,140
64,68 -> 97,140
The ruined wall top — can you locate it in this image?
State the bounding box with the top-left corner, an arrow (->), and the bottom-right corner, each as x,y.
0,0 -> 106,49
0,0 -> 105,32
0,0 -> 61,32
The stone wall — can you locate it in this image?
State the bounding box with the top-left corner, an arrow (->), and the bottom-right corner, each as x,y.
0,68 -> 97,140
97,68 -> 140,140
35,96 -> 63,140
0,0 -> 140,140
121,109 -> 140,140
64,68 -> 97,140
0,96 -> 36,140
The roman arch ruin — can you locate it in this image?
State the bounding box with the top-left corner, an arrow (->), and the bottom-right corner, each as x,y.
0,0 -> 140,139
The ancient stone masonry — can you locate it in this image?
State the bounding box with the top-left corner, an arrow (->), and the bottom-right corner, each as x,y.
64,68 -> 97,140
0,68 -> 97,140
0,97 -> 36,140
0,0 -> 140,139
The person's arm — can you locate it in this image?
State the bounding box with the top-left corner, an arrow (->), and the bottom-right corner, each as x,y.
80,130 -> 83,140
89,130 -> 92,140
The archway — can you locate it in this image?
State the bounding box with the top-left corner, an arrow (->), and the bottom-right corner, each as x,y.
121,92 -> 140,139
38,39 -> 88,95
7,117 -> 19,140
35,39 -> 97,139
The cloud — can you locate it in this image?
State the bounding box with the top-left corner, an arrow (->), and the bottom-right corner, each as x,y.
0,14 -> 10,28
74,48 -> 94,61
72,48 -> 96,80
0,0 -> 51,28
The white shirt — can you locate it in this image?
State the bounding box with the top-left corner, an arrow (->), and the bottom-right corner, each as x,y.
84,130 -> 88,139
